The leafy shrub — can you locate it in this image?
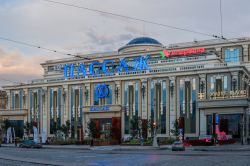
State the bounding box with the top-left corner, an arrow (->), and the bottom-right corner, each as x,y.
158,137 -> 176,145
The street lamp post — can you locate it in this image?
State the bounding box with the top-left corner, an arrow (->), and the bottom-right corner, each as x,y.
152,122 -> 158,147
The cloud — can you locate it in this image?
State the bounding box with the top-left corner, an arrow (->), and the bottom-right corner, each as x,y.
0,47 -> 45,87
1,0 -> 250,88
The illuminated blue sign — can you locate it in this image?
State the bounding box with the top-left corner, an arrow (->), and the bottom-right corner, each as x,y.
90,106 -> 110,112
64,55 -> 149,79
95,84 -> 109,99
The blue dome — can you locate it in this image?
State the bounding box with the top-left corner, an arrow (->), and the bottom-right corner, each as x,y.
126,37 -> 162,46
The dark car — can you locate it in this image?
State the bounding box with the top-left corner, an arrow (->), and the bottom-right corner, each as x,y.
171,141 -> 185,151
19,140 -> 42,148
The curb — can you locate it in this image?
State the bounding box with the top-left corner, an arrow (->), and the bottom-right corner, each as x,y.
43,146 -> 91,150
3,144 -> 250,152
193,148 -> 250,152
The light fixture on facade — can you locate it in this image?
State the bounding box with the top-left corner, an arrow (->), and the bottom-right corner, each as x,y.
170,82 -> 174,95
115,86 -> 119,99
141,85 -> 146,99
200,81 -> 205,93
84,89 -> 89,100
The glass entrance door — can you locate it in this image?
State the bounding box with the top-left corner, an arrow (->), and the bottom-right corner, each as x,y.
207,114 -> 242,139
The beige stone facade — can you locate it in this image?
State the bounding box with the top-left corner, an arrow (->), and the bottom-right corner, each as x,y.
2,37 -> 250,143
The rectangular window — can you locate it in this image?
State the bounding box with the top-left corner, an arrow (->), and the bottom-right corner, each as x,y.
224,48 -> 240,63
223,76 -> 228,91
210,77 -> 215,92
215,79 -> 222,92
14,94 -> 20,109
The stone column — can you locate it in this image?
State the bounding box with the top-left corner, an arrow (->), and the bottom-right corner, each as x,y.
28,90 -> 32,123
47,88 -> 51,136
169,76 -> 176,136
242,44 -> 249,62
85,84 -> 90,106
199,74 -> 206,100
200,109 -> 206,136
6,90 -> 11,110
22,89 -> 28,123
231,72 -> 239,90
22,89 -> 28,110
141,79 -> 148,120
41,87 -> 47,135
241,73 -> 246,90
115,81 -> 121,105
62,85 -> 69,124
215,47 -> 222,59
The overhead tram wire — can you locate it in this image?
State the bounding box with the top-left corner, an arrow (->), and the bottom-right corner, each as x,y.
39,0 -> 226,40
219,0 -> 225,39
0,36 -> 91,60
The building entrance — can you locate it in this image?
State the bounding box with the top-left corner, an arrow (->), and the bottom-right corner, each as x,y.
207,114 -> 241,139
92,118 -> 112,139
91,117 -> 121,143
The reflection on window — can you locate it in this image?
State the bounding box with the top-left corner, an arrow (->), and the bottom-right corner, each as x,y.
225,48 -> 240,62
93,84 -> 112,106
223,76 -> 228,91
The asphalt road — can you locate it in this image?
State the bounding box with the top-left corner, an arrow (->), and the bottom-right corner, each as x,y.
0,147 -> 250,166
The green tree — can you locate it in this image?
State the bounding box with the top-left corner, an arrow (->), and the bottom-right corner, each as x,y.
24,121 -> 33,137
170,119 -> 180,140
60,120 -> 71,139
3,119 -> 11,130
51,121 -> 58,134
141,119 -> 148,139
87,120 -> 99,139
130,116 -> 140,139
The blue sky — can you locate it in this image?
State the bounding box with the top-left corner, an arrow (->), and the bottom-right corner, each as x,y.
1,0 -> 250,87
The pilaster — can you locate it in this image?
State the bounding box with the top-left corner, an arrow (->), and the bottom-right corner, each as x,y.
242,44 -> 249,62
141,79 -> 148,120
231,71 -> 239,90
169,76 -> 176,135
62,85 -> 69,124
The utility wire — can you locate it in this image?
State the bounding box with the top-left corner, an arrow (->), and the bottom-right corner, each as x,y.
0,36 -> 90,59
0,78 -> 20,84
219,0 -> 224,38
40,0 -> 226,40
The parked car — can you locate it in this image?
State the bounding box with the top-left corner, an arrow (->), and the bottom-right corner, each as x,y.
172,141 -> 185,151
19,140 -> 42,148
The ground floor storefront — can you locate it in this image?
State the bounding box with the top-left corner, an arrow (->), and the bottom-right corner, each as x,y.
1,105 -> 250,144
199,100 -> 250,144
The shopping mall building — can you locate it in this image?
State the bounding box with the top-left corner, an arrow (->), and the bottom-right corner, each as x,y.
1,37 -> 250,143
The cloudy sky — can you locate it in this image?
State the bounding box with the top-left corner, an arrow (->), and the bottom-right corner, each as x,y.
0,0 -> 250,88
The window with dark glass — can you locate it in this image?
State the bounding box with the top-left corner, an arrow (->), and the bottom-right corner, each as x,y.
207,115 -> 212,135
14,94 -> 20,109
215,78 -> 222,92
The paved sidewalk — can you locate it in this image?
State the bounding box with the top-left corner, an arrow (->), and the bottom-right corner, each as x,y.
2,143 -> 250,151
191,144 -> 250,152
